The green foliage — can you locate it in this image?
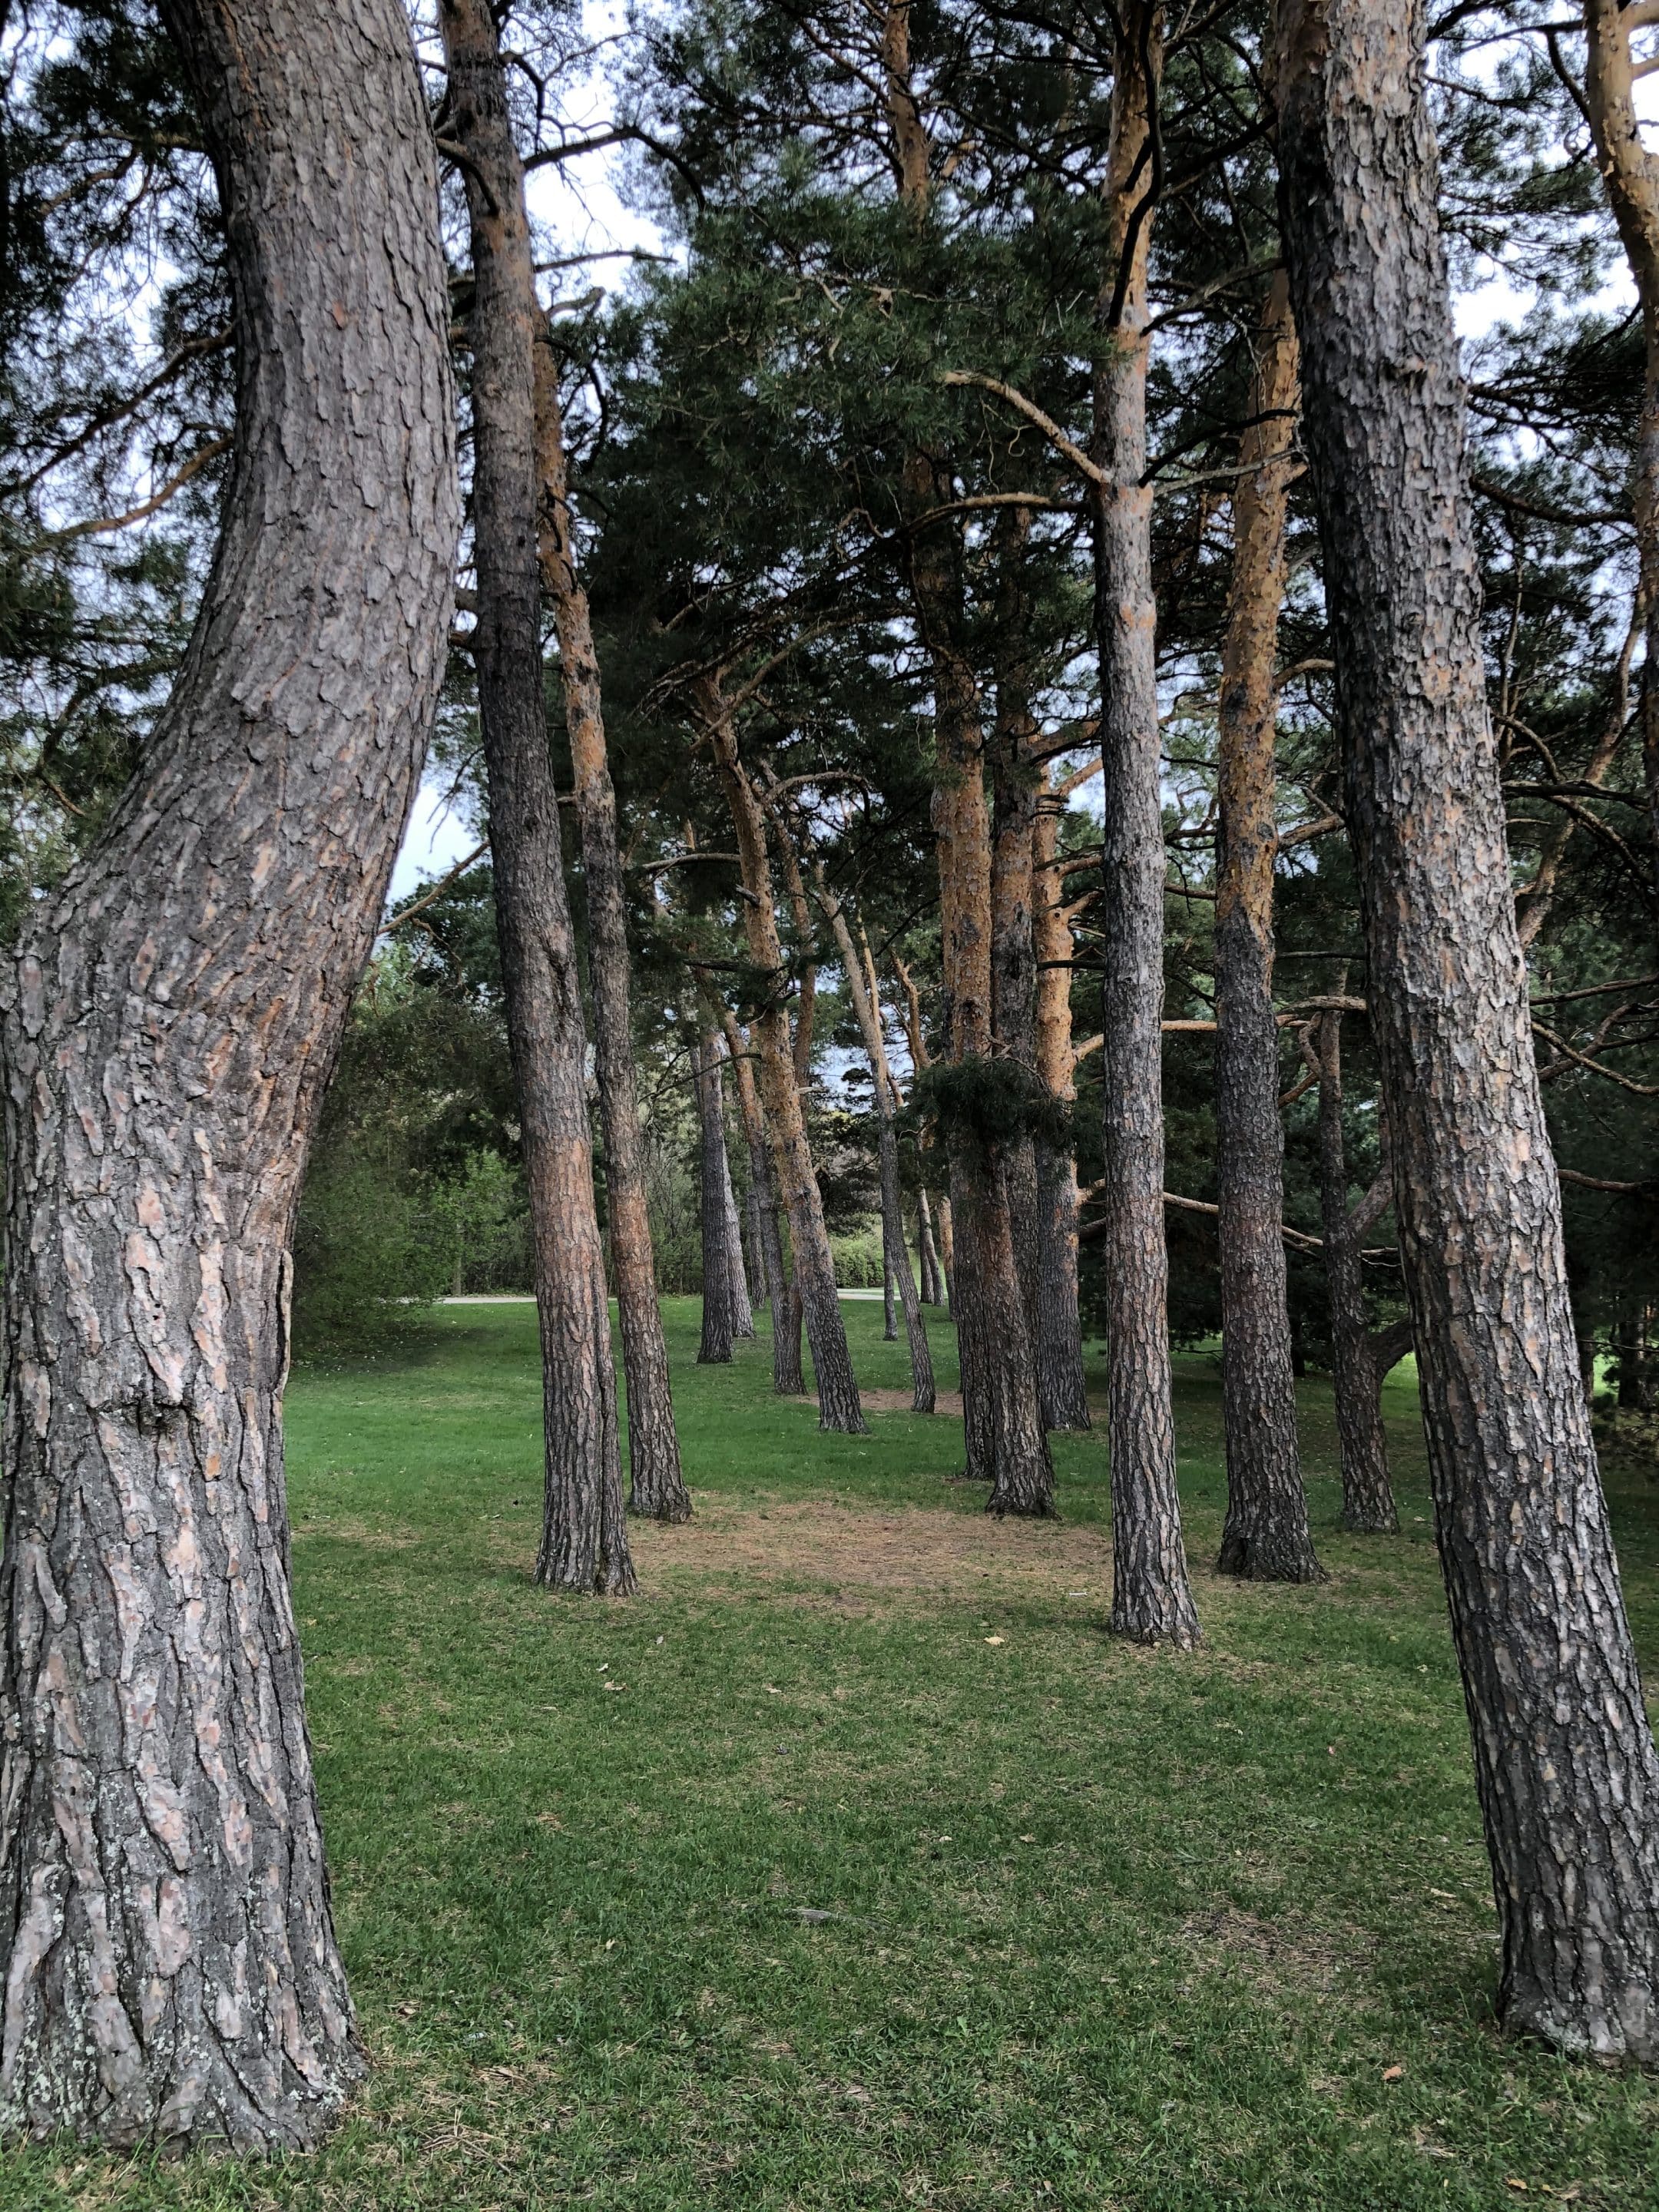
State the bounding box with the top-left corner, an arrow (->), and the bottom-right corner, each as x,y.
290,1155 -> 449,1358
911,1053 -> 1068,1152
829,1223 -> 884,1286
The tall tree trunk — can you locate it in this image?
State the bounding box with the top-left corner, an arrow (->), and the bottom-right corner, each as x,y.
0,0 -> 456,2147
1031,775 -> 1092,1429
1214,275 -> 1322,1584
443,0 -> 632,1600
1091,6 -> 1200,1643
719,1008 -> 803,1394
1312,1013 -> 1398,1533
718,1097 -> 755,1339
926,592 -> 1055,1510
1583,0 -> 1659,912
990,518 -> 1043,1338
1279,0 -> 1659,2059
694,1031 -> 733,1366
533,323 -> 687,1523
917,1185 -> 943,1306
882,1254 -> 899,1338
820,887 -> 936,1412
890,961 -> 946,1312
907,484 -> 1052,1509
703,699 -> 864,1429
937,1191 -> 956,1313
883,0 -> 1048,1505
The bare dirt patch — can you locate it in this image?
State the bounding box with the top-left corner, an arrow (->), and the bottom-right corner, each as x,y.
857,1386 -> 966,1418
625,1498 -> 1116,1611
1179,1906 -> 1375,1998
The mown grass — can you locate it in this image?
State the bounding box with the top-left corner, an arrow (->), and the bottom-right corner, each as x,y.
8,1297 -> 1659,2210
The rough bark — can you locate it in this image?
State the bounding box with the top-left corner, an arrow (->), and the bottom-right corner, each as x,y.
882,1254 -> 898,1339
443,0 -> 632,1600
0,0 -> 456,2147
694,1031 -> 733,1366
1031,777 -> 1091,1429
1279,0 -> 1659,2059
703,698 -> 864,1430
718,1009 -> 803,1396
820,888 -> 935,1412
532,313 -> 686,1524
1091,5 -> 1200,1643
1312,1012 -> 1398,1533
1214,275 -> 1322,1584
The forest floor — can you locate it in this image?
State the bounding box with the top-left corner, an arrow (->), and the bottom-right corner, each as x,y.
12,1298 -> 1659,2211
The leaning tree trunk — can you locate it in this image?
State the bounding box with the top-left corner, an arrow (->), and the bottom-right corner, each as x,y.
1031,773 -> 1092,1429
1090,5 -> 1199,1641
719,1008 -> 803,1395
0,0 -> 456,2148
444,0 -> 632,1599
694,1032 -> 733,1366
1312,1012 -> 1398,1533
1279,0 -> 1659,2059
1214,275 -> 1322,1584
532,320 -> 687,1523
704,701 -> 864,1430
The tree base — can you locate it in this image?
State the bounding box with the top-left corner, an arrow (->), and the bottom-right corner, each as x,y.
1340,1502 -> 1399,1535
1109,1600 -> 1201,1650
1216,1532 -> 1328,1584
986,1479 -> 1058,1518
629,1491 -> 694,1525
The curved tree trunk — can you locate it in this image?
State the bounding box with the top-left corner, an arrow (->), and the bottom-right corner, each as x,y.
1031,779 -> 1091,1429
1313,1012 -> 1398,1533
0,0 -> 455,2147
1279,0 -> 1659,2060
1091,7 -> 1199,1643
1214,275 -> 1322,1584
694,1031 -> 733,1366
443,0 -> 632,1600
704,699 -> 863,1430
533,327 -> 687,1524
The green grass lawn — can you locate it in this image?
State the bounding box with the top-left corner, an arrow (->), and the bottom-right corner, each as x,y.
11,1298 -> 1659,2210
